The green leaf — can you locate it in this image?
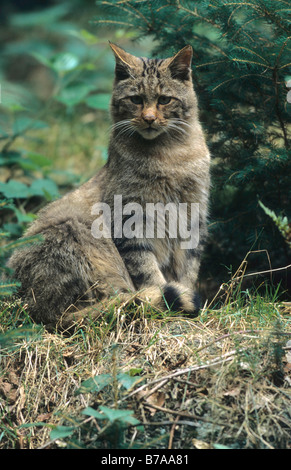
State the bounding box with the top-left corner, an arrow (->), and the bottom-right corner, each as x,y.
81,407 -> 106,420
129,368 -> 143,376
76,372 -> 142,396
51,53 -> 79,72
55,84 -> 91,107
0,181 -> 30,199
85,93 -> 111,110
29,179 -> 59,198
75,373 -> 112,395
50,425 -> 75,441
30,52 -> 53,69
25,152 -> 52,169
116,372 -> 142,390
13,208 -> 36,224
0,179 -> 59,200
17,154 -> 52,172
13,117 -> 48,134
98,406 -> 139,425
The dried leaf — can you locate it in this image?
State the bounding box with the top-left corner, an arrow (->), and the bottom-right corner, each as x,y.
17,386 -> 26,415
224,386 -> 241,398
148,391 -> 165,408
0,381 -> 13,395
36,412 -> 52,422
137,389 -> 166,416
0,381 -> 17,403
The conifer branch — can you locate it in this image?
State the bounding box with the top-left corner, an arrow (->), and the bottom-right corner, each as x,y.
211,72 -> 271,92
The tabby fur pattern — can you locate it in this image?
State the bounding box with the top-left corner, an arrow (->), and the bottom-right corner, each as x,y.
8,43 -> 210,329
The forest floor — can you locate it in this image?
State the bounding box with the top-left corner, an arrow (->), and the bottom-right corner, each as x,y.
1,285 -> 291,449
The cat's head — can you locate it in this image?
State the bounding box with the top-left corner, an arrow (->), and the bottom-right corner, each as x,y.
109,43 -> 197,141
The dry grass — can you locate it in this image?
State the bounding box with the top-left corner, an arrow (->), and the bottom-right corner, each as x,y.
1,290 -> 291,449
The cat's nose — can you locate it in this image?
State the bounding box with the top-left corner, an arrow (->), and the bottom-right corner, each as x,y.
142,110 -> 157,125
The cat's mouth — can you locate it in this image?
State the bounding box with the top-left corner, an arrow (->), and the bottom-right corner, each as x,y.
138,125 -> 162,140
145,127 -> 157,134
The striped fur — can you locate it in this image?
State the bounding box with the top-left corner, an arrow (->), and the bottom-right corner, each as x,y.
8,44 -> 210,329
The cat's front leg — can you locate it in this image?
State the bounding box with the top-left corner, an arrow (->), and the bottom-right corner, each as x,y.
114,237 -> 166,287
115,237 -> 199,315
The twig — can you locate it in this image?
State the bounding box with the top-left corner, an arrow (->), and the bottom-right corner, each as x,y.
130,420 -> 198,428
142,379 -> 168,400
173,377 -> 199,387
121,353 -> 237,403
231,263 -> 291,282
168,416 -> 180,449
194,329 -> 262,355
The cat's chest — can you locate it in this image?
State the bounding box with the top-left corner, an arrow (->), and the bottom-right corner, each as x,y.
118,164 -> 199,205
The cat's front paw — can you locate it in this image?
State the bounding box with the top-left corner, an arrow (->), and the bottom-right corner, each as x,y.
162,282 -> 200,317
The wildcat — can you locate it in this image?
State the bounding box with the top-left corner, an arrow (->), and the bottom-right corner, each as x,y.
8,43 -> 210,329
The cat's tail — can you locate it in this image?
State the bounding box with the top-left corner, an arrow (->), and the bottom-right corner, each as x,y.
136,282 -> 200,317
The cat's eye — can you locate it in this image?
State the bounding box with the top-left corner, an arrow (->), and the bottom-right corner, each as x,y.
158,96 -> 172,105
130,95 -> 143,105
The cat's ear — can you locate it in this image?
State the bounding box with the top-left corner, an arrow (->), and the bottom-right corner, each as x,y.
167,45 -> 193,81
109,42 -> 139,81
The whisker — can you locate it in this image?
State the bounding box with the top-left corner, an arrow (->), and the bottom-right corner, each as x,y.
109,120 -> 137,138
167,123 -> 187,135
117,125 -> 137,138
110,120 -> 132,131
177,121 -> 192,129
169,118 -> 192,129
